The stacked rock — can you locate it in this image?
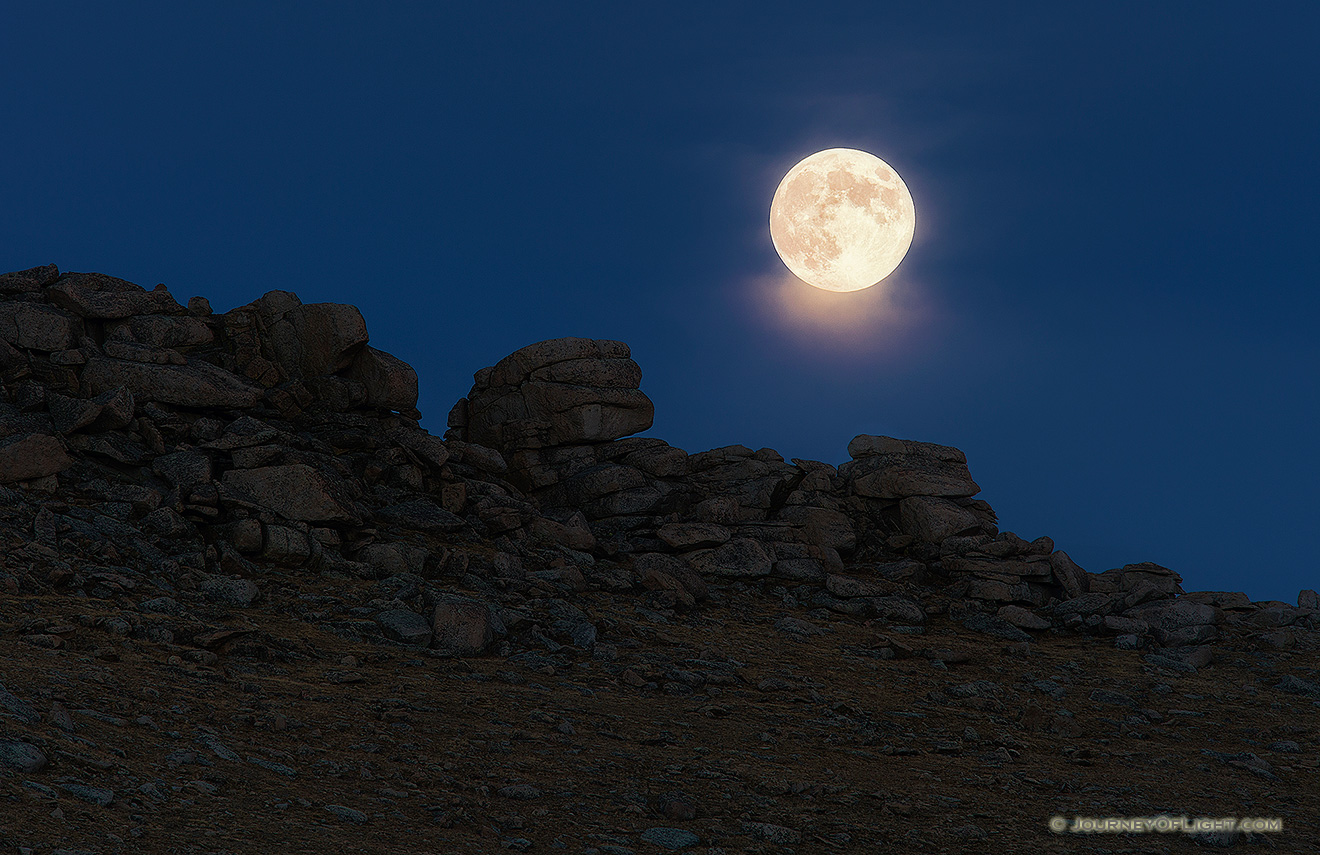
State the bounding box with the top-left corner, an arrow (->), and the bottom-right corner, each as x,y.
446,338 -> 685,542
2,265 -> 1316,664
0,265 -> 454,617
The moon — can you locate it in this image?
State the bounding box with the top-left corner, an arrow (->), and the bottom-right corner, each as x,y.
769,148 -> 916,292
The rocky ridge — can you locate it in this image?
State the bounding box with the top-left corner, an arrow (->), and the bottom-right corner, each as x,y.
0,264 -> 1317,854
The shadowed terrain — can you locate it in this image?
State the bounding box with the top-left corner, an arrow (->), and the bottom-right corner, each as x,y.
1,265 -> 1316,854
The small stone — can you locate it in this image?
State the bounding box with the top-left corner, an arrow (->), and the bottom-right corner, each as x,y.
324,804 -> 369,824
949,823 -> 989,841
960,612 -> 1033,642
375,608 -> 433,647
640,827 -> 701,849
1274,675 -> 1320,697
246,756 -> 298,777
0,684 -> 40,723
152,450 -> 212,488
49,700 -> 76,732
0,740 -> 48,773
91,385 -> 136,429
1142,653 -> 1196,673
48,392 -> 102,434
996,605 -> 1051,630
1032,680 -> 1066,700
56,782 -> 115,806
199,576 -> 261,608
922,647 -> 972,664
774,616 -> 829,636
742,821 -> 801,844
196,735 -> 241,762
1089,688 -> 1137,708
654,791 -> 697,821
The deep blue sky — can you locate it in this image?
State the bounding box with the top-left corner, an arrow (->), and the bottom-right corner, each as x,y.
4,3 -> 1317,605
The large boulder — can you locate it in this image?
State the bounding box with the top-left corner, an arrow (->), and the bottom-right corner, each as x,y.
0,434 -> 72,483
113,314 -> 214,348
774,505 -> 856,551
635,553 -> 709,601
81,356 -> 261,409
222,290 -> 371,387
430,595 -> 499,656
846,435 -> 980,498
825,574 -> 898,598
267,301 -> 369,378
1088,562 -> 1183,597
374,499 -> 465,532
345,345 -> 418,412
899,496 -> 982,543
1127,598 -> 1223,646
1049,550 -> 1089,599
0,302 -> 80,351
656,522 -> 731,551
459,337 -> 653,454
47,272 -> 185,318
0,263 -> 60,293
684,538 -> 773,579
221,464 -> 357,523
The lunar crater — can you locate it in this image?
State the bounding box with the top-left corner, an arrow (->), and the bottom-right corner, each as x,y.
770,148 -> 915,292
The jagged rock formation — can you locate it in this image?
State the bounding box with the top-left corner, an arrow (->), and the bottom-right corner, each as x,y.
0,264 -> 1315,659
1,265 -> 1317,854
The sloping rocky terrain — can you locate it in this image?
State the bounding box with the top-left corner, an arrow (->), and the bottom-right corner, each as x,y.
0,264 -> 1317,855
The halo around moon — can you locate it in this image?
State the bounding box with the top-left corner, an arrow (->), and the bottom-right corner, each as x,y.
769,148 -> 916,292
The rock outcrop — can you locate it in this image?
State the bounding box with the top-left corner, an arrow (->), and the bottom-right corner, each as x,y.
0,264 -> 1313,656
0,264 -> 1316,853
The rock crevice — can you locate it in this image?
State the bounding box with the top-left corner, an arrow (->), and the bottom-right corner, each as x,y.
0,263 -> 1312,662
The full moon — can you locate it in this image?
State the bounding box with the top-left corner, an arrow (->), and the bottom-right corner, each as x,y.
769,148 -> 916,292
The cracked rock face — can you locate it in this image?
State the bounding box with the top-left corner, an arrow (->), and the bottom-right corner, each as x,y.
0,267 -> 1302,654
454,336 -> 654,454
0,264 -> 1316,853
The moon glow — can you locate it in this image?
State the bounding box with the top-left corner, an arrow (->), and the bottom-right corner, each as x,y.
769,148 -> 916,292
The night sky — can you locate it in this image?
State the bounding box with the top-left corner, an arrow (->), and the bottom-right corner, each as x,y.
4,3 -> 1317,604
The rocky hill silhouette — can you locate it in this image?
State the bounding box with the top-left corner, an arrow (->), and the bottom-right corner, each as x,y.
0,264 -> 1317,854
